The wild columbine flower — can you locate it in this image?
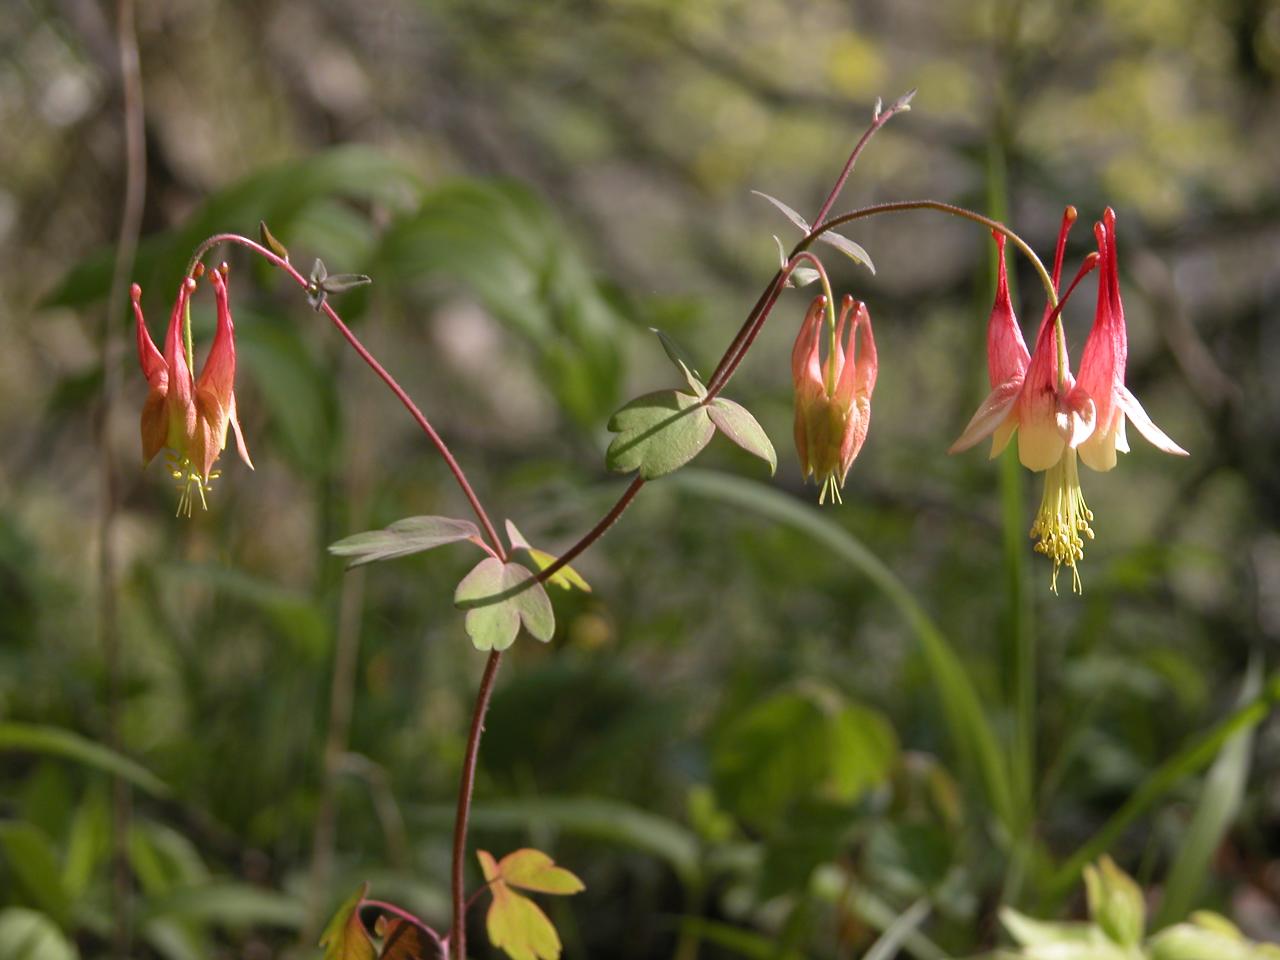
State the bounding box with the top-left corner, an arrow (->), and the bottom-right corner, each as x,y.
951,208 -> 1187,593
133,264 -> 252,516
1075,207 -> 1188,472
792,293 -> 877,504
950,210 -> 1100,593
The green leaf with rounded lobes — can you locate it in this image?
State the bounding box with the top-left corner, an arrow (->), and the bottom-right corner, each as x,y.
318,883 -> 374,960
707,398 -> 776,476
606,390 -> 714,480
328,516 -> 483,567
478,849 -> 584,960
495,849 -> 586,895
454,558 -> 555,651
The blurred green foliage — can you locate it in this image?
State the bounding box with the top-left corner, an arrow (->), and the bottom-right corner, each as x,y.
2,0 -> 1280,958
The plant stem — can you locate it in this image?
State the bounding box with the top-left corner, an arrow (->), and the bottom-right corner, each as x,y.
450,650 -> 504,960
534,478 -> 645,586
811,93 -> 914,229
101,1 -> 145,953
185,235 -> 504,555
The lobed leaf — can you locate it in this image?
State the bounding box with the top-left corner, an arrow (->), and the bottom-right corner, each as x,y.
478,849 -> 584,960
606,390 -> 714,480
454,558 -> 555,651
707,398 -> 776,476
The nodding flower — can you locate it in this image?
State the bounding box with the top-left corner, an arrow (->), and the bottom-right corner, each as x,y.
949,209 -> 1187,593
792,293 -> 877,505
134,264 -> 252,516
1074,207 -> 1188,473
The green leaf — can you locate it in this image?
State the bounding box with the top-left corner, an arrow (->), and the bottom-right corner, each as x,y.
606,390 -> 714,480
1148,924 -> 1257,960
713,686 -> 896,824
818,231 -> 876,274
650,328 -> 705,396
504,521 -> 590,592
1049,669 -> 1280,898
752,190 -> 811,232
0,723 -> 169,797
379,179 -> 623,427
1154,660 -> 1261,929
1083,857 -> 1145,947
454,558 -> 555,651
707,398 -> 776,475
999,908 -> 1099,948
491,849 -> 585,895
318,883 -> 374,960
0,823 -> 71,927
142,882 -> 307,929
671,470 -> 1014,831
329,516 -> 483,567
0,908 -> 78,960
478,850 -> 583,960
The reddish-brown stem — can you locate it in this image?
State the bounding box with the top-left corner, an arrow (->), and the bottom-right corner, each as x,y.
449,649 -> 504,960
362,899 -> 445,958
185,234 -> 504,554
534,475 -> 646,586
811,93 -> 914,229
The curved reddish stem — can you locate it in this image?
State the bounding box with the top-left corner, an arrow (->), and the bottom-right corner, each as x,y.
185,234 -> 505,555
361,899 -> 445,959
449,649 -> 503,960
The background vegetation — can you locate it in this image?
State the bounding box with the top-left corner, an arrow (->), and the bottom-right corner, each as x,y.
2,0 -> 1279,957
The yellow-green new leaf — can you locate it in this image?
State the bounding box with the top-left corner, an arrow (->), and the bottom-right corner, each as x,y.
505,520 -> 591,593
494,849 -> 585,895
478,849 -> 584,960
319,883 -> 374,960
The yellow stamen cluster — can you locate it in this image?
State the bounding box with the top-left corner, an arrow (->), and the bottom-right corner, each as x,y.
166,452 -> 219,518
1029,449 -> 1095,594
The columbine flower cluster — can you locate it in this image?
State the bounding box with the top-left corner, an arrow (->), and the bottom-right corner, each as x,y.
794,207 -> 1186,593
133,263 -> 253,516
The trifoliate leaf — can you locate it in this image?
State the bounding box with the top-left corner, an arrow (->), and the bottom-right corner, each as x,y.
454,558 -> 555,651
505,520 -> 591,593
319,883 -> 374,960
477,849 -> 584,960
707,398 -> 776,476
752,190 -> 811,232
606,390 -> 715,480
329,516 -> 483,567
818,231 -> 876,274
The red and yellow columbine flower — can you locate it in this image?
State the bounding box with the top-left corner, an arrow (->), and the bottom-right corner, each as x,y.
951,209 -> 1099,592
1075,207 -> 1188,472
792,293 -> 877,504
951,208 -> 1187,592
133,264 -> 252,515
